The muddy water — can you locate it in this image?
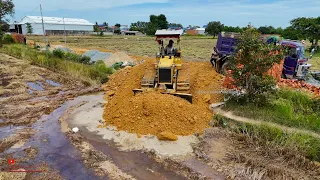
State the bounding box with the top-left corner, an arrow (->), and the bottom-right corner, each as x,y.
3,94 -> 106,180
0,125 -> 25,139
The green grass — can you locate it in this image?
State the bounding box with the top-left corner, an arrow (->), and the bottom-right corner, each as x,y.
309,53 -> 320,70
0,44 -> 113,85
224,88 -> 320,133
215,114 -> 320,161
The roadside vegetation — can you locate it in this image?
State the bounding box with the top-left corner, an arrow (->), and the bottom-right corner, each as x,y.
0,44 -> 113,85
218,29 -> 320,163
214,114 -> 320,161
224,88 -> 320,133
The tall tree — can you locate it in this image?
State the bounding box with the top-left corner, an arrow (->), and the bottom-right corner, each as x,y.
1,20 -> 9,32
130,21 -> 149,33
0,0 -> 15,46
205,21 -> 224,37
156,14 -> 168,29
103,22 -> 108,28
281,26 -> 300,40
114,23 -> 121,34
26,22 -> 33,35
146,14 -> 169,35
290,17 -> 320,46
168,23 -> 183,28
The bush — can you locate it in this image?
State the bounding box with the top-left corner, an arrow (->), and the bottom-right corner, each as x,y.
2,34 -> 14,44
80,55 -> 91,64
53,49 -> 65,58
1,44 -> 113,85
227,29 -> 283,105
89,60 -> 113,83
12,33 -> 25,43
65,52 -> 81,62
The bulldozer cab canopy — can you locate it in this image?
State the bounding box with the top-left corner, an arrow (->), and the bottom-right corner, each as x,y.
155,30 -> 183,44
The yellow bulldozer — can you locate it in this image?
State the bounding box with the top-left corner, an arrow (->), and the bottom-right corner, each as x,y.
133,30 -> 192,103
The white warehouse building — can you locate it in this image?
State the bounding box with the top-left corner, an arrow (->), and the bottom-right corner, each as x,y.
12,16 -> 94,35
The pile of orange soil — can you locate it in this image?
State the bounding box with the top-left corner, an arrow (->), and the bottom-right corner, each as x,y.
103,59 -> 224,136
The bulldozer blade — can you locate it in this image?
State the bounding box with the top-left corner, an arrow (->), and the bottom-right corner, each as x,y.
162,92 -> 193,103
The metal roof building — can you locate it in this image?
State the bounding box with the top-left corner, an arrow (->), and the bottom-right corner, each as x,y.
12,16 -> 94,35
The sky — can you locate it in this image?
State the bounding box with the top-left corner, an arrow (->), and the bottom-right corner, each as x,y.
10,0 -> 320,28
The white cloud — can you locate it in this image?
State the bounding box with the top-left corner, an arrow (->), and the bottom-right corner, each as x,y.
13,0 -> 168,11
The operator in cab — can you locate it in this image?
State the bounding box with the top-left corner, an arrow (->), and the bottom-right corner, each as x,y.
164,40 -> 175,55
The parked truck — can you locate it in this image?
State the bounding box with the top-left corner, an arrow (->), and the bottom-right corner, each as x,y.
211,32 -> 312,79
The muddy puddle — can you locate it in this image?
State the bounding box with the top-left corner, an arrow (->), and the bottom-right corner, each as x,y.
27,82 -> 44,91
46,80 -> 61,87
2,94 -> 106,180
1,92 -> 224,179
0,125 -> 25,139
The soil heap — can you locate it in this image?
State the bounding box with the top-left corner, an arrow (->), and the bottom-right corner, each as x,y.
103,58 -> 224,136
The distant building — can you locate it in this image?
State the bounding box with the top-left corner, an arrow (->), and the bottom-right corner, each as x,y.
11,16 -> 94,35
196,28 -> 206,35
186,29 -> 198,36
185,28 -> 206,36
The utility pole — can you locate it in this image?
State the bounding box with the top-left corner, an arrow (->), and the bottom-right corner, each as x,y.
63,17 -> 66,45
40,4 -> 46,43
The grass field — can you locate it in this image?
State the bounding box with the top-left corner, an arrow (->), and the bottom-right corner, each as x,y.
224,88 -> 320,133
308,52 -> 320,70
27,35 -> 217,61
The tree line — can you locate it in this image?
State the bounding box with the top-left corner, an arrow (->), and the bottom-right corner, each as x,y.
205,17 -> 319,46
128,14 -> 319,47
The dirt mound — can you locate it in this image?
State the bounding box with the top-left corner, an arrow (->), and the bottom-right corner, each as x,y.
103,58 -> 224,136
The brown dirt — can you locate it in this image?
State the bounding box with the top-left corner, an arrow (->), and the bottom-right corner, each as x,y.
103,58 -> 224,136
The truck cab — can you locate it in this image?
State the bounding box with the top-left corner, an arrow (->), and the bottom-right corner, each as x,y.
280,40 -> 311,79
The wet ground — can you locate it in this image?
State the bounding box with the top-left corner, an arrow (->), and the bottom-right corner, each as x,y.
1,53 -> 319,180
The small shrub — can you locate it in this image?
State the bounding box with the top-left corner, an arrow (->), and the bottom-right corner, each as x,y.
227,29 -> 283,105
65,52 -> 81,62
2,34 -> 14,44
53,49 -> 65,58
12,33 -> 25,43
80,55 -> 91,64
90,60 -> 113,83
